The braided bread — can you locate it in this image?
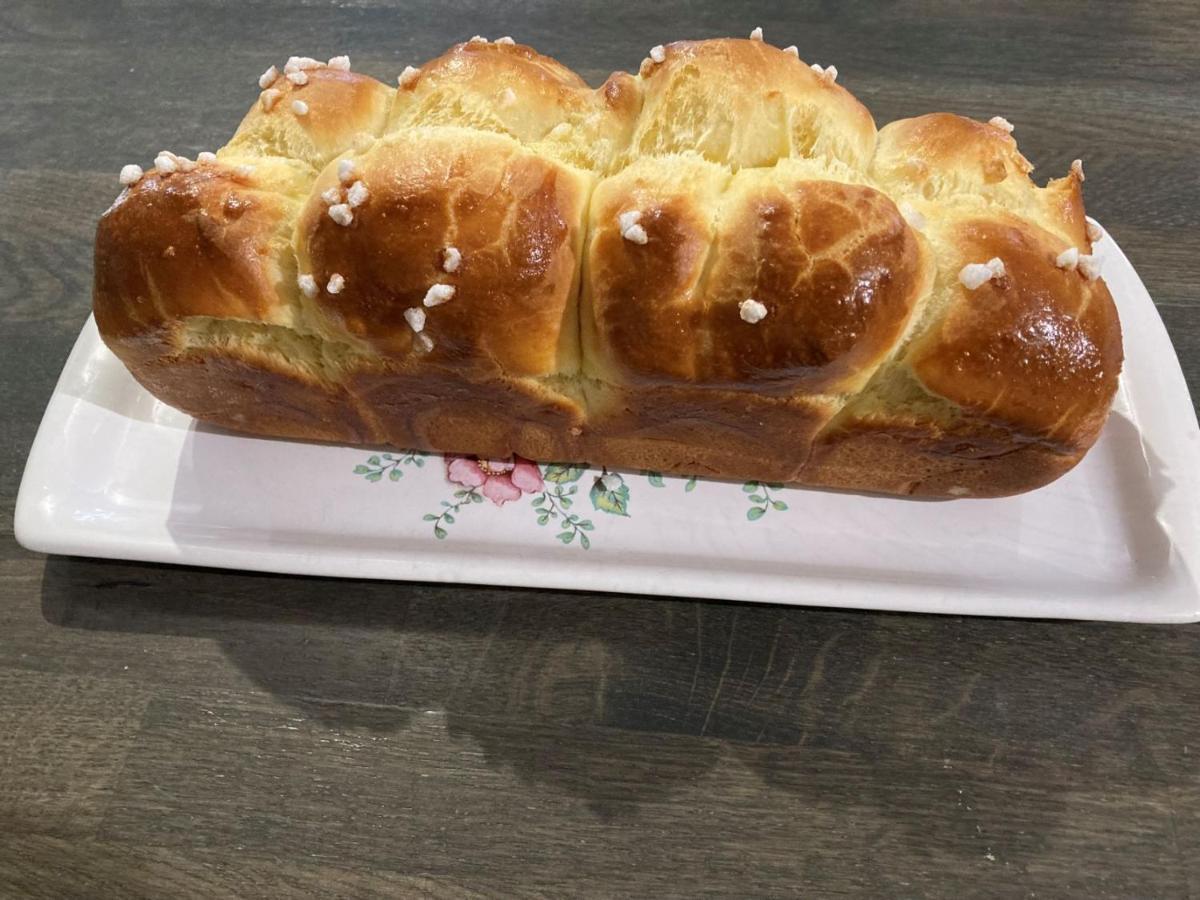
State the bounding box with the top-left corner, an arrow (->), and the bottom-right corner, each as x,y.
93,36 -> 1122,498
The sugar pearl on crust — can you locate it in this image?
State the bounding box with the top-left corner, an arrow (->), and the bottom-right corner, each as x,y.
197,151 -> 217,164
739,298 -> 768,323
810,63 -> 838,83
1071,158 -> 1085,181
499,87 -> 517,107
321,186 -> 342,205
398,65 -> 420,88
1056,247 -> 1084,271
234,164 -> 255,178
298,274 -> 318,298
959,257 -> 1005,290
1085,216 -> 1104,242
783,45 -> 799,57
346,180 -> 369,208
495,36 -> 515,45
1056,247 -> 1079,270
337,159 -> 356,183
153,153 -> 178,175
284,56 -> 321,74
898,201 -> 925,230
286,70 -> 309,86
258,65 -> 279,89
618,209 -> 648,244
415,333 -> 435,353
327,55 -> 350,71
1078,254 -> 1102,281
326,273 -> 345,294
468,35 -> 488,44
260,88 -> 281,111
292,99 -> 309,116
749,26 -> 763,41
328,203 -> 353,226
423,284 -> 456,307
119,164 -> 143,186
988,116 -> 1014,133
442,246 -> 462,273
649,44 -> 666,63
404,307 -> 427,332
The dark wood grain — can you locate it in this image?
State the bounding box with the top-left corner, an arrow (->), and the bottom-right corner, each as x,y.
2,1 -> 1198,897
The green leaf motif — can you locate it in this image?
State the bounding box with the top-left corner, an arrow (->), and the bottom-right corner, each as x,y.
557,531 -> 575,544
578,520 -> 595,531
470,493 -> 483,503
772,500 -> 789,511
749,494 -> 766,503
579,533 -> 591,550
747,506 -> 767,521
543,462 -> 587,484
434,525 -> 448,539
422,514 -> 438,521
353,465 -> 370,475
366,471 -> 383,483
537,513 -> 549,526
368,455 -> 381,466
647,471 -> 665,488
590,481 -> 631,517
443,513 -> 455,524
741,482 -> 759,493
388,468 -> 403,482
685,476 -> 698,492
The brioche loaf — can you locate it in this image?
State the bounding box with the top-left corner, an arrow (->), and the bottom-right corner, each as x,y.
93,36 -> 1122,498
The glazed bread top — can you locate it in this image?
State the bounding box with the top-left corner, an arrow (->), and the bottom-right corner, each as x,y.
94,34 -> 1121,462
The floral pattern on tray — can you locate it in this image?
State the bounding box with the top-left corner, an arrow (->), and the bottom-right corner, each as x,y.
354,451 -> 791,549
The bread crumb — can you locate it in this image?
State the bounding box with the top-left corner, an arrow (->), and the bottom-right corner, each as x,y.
328,203 -> 353,226
739,298 -> 768,323
1085,215 -> 1104,242
783,45 -> 799,57
337,159 -> 356,183
959,257 -> 1005,290
327,55 -> 351,71
404,307 -> 427,333
286,70 -> 309,86
988,116 -> 1014,133
1078,254 -> 1102,281
649,44 -> 666,63
1055,247 -> 1079,270
398,65 -> 420,88
258,65 -> 279,89
292,99 -> 309,116
346,180 -> 369,208
298,274 -> 318,298
260,88 -> 281,111
442,246 -> 462,273
423,284 -> 456,307
326,273 -> 345,294
749,26 -> 763,41
119,164 -> 144,186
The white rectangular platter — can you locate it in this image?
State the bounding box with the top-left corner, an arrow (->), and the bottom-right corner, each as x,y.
15,230 -> 1200,622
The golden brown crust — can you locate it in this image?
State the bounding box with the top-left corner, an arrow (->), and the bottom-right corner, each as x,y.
92,40 -> 1123,499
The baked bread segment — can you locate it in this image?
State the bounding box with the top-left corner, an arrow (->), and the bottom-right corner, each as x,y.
93,37 -> 1123,497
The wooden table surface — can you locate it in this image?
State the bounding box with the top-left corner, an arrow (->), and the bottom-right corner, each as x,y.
3,1 -> 1199,896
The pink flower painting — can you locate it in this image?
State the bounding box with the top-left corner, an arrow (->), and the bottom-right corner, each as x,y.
444,455 -> 545,506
